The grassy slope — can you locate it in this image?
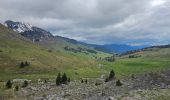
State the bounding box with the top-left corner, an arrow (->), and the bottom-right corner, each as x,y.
0,24 -> 110,81
104,48 -> 170,78
1,24 -> 170,99
0,23 -> 170,81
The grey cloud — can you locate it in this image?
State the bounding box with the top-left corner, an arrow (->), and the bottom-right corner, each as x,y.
0,0 -> 170,45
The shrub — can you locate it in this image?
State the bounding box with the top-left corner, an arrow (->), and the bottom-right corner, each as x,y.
6,80 -> 12,89
81,80 -> 84,83
22,80 -> 28,88
105,77 -> 109,82
24,61 -> 30,66
109,69 -> 115,80
116,80 -> 122,86
20,62 -> 25,68
20,61 -> 30,68
44,80 -> 47,83
15,85 -> 19,91
105,69 -> 116,82
85,79 -> 88,84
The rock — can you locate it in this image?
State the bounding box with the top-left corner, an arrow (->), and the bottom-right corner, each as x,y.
108,96 -> 115,100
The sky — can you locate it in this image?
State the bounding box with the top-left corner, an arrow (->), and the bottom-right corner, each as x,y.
0,0 -> 170,45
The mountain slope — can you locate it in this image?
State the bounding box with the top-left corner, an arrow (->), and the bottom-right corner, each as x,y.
91,44 -> 148,54
0,23 -> 105,80
4,20 -> 110,58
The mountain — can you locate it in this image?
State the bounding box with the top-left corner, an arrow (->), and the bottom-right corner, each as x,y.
4,20 -> 53,42
91,44 -> 148,54
4,20 -> 33,33
0,23 -> 111,81
121,44 -> 170,56
4,20 -> 110,57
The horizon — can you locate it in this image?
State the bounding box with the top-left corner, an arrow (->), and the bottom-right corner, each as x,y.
1,0 -> 170,45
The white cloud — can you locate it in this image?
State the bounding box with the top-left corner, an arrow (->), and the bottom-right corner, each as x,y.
151,0 -> 166,7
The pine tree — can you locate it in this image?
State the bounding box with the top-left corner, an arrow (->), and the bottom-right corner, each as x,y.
15,85 -> 19,91
25,61 -> 29,66
20,62 -> 25,68
81,80 -> 84,83
61,73 -> 67,84
6,80 -> 12,89
109,69 -> 115,80
116,80 -> 122,86
85,79 -> 88,84
56,73 -> 61,85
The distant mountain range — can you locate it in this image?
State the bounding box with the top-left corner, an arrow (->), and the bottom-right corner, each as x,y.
90,44 -> 149,54
4,20 -> 148,54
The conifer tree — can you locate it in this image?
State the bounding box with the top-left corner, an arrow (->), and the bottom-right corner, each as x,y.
56,73 -> 61,85
20,62 -> 25,68
116,80 -> 122,86
6,80 -> 12,89
61,73 -> 67,84
109,69 -> 115,80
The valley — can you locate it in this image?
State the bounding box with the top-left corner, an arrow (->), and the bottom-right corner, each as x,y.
0,21 -> 170,100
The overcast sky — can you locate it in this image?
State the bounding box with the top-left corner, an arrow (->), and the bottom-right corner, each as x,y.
0,0 -> 170,45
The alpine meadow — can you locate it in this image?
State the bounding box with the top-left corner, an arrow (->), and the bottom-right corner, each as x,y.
0,0 -> 170,100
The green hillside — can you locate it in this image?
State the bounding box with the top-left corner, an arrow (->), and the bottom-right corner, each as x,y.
0,24 -> 110,81
1,23 -> 170,99
0,23 -> 170,81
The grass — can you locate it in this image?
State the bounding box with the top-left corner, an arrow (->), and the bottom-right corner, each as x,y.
1,24 -> 170,98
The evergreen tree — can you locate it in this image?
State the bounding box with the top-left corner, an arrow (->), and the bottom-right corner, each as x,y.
25,61 -> 29,66
109,69 -> 115,80
81,80 -> 84,83
85,79 -> 88,84
61,73 -> 67,84
56,73 -> 61,85
15,85 -> 19,91
20,62 -> 25,68
6,80 -> 12,89
116,80 -> 122,86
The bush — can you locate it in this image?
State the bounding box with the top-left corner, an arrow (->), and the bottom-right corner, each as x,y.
116,80 -> 122,86
85,79 -> 88,84
81,80 -> 84,83
44,80 -> 47,83
105,77 -> 109,82
24,61 -> 30,66
105,69 -> 115,82
109,69 -> 115,80
20,62 -> 25,68
22,80 -> 28,88
20,61 -> 30,68
15,85 -> 19,91
6,80 -> 12,89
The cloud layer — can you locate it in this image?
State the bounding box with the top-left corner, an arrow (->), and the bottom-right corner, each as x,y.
0,0 -> 170,45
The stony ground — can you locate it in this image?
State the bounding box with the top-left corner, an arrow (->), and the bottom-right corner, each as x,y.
13,70 -> 170,100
